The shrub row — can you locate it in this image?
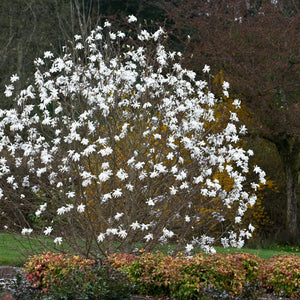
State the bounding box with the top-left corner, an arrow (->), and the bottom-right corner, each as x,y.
19,251 -> 300,299
21,252 -> 131,299
108,251 -> 300,299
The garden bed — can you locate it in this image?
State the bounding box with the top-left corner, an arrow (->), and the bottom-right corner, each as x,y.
0,270 -> 295,300
0,251 -> 299,299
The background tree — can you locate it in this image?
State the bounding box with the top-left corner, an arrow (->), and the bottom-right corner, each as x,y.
154,0 -> 300,241
0,0 -> 101,109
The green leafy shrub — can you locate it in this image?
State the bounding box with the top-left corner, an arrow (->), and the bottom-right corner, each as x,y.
24,252 -> 95,291
108,251 -> 263,299
24,252 -> 132,299
11,272 -> 41,300
260,254 -> 300,298
22,251 -> 300,299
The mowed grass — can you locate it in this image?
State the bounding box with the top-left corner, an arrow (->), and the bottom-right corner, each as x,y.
0,233 -> 31,266
0,232 -> 299,266
0,233 -> 60,266
215,245 -> 300,259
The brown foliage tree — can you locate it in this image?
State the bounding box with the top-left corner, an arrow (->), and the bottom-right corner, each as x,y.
154,0 -> 300,240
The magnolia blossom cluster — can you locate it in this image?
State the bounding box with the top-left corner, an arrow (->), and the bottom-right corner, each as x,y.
0,16 -> 265,254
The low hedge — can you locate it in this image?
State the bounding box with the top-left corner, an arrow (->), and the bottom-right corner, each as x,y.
108,251 -> 300,299
108,251 -> 263,299
20,252 -> 132,299
19,251 -> 300,299
260,254 -> 300,298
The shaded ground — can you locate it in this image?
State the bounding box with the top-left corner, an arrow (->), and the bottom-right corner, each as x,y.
0,268 -> 18,279
0,267 -> 294,300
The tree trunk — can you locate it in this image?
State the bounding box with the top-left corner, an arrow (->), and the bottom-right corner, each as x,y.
275,138 -> 299,241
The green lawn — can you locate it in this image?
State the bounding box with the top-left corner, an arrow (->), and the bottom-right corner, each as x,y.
215,245 -> 300,259
1,232 -> 299,266
0,233 -> 61,266
0,233 -> 30,266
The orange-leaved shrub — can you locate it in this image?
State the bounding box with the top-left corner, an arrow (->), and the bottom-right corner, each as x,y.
24,252 -> 95,291
260,254 -> 300,298
23,251 -> 300,299
24,252 -> 132,299
108,251 -> 264,299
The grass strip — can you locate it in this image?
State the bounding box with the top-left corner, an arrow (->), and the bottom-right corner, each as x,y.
1,232 -> 299,266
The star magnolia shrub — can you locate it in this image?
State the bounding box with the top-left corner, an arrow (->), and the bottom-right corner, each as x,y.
0,16 -> 265,256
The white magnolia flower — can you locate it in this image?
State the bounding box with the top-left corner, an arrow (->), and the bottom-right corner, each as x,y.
144,233 -> 153,242
202,64 -> 210,73
101,162 -> 110,170
35,210 -> 42,218
152,27 -> 164,41
248,223 -> 255,232
99,147 -> 113,156
54,237 -> 63,245
97,233 -> 105,242
7,176 -> 15,184
221,237 -> 229,248
72,153 -> 80,161
169,186 -> 177,195
10,74 -> 19,83
104,21 -> 111,27
175,170 -> 187,181
135,162 -> 145,170
127,15 -> 137,23
222,81 -> 230,90
116,169 -> 128,181
44,51 -> 54,58
109,32 -> 116,40
44,226 -> 53,235
167,152 -> 174,160
102,193 -> 112,203
114,212 -> 124,221
235,216 -> 241,223
77,204 -> 86,213
117,31 -> 125,38
141,223 -> 149,231
130,221 -> 140,230
150,171 -> 159,178
57,206 -> 67,215
139,171 -> 147,180
107,228 -> 118,235
98,170 -> 113,182
185,244 -> 193,253
21,228 -> 33,235
118,229 -> 127,239
112,189 -> 122,198
162,228 -> 174,238
66,191 -> 75,198
126,183 -> 134,191
232,99 -> 241,108
127,157 -> 135,165
146,198 -> 155,206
